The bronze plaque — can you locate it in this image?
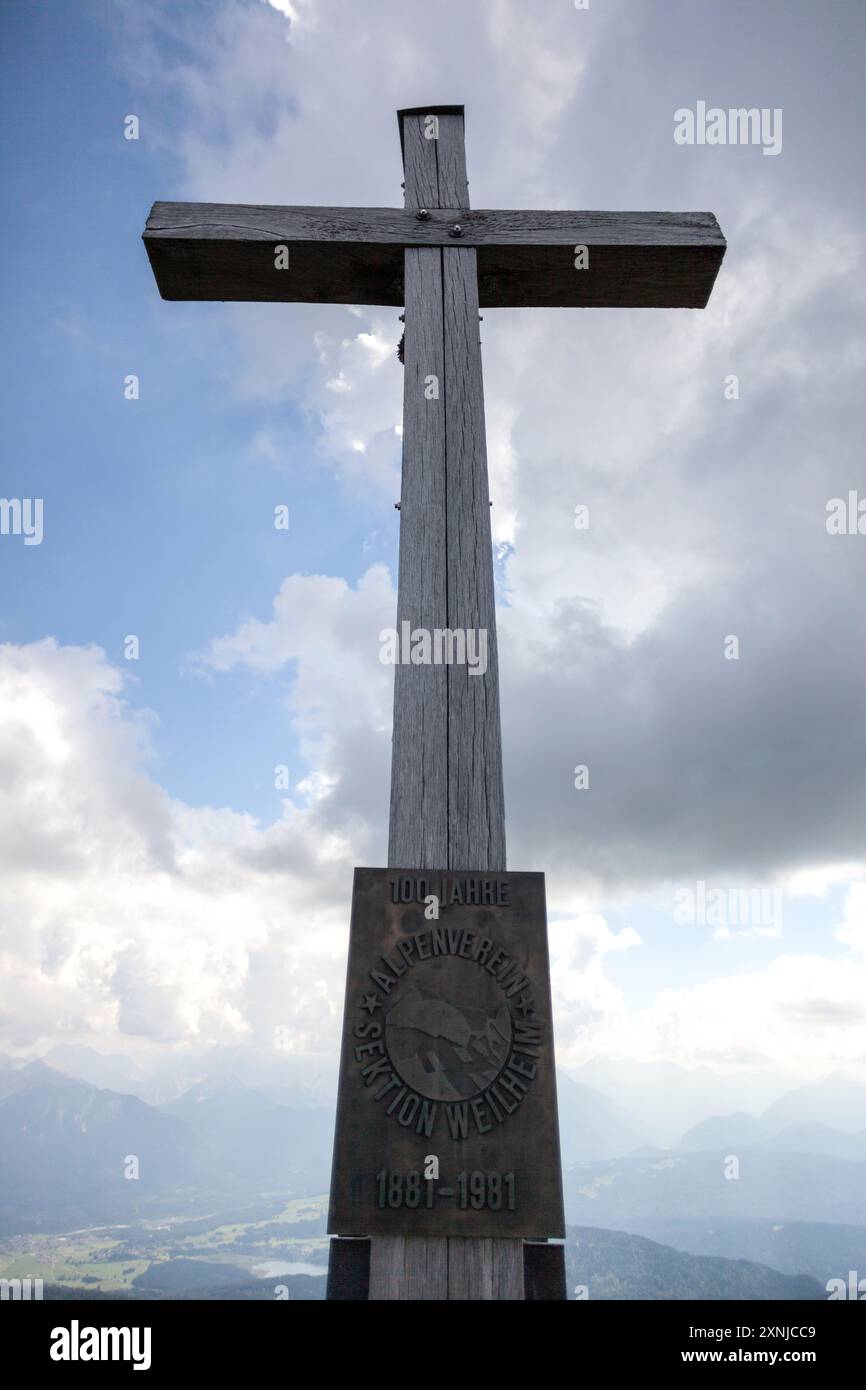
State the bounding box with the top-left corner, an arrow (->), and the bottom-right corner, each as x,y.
328,868 -> 564,1238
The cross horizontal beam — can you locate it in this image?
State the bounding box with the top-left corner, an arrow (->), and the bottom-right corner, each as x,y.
143,202 -> 725,309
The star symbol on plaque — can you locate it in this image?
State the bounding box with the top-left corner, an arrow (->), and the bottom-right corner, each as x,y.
361,992 -> 381,1014
514,991 -> 534,1018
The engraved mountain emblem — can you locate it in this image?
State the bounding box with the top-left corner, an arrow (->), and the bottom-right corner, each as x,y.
385,983 -> 512,1101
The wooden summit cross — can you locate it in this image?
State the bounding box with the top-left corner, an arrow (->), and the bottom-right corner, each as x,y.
143,105 -> 726,1302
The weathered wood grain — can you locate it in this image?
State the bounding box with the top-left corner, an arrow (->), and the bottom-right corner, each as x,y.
387,246 -> 448,869
145,201 -> 725,247
368,1236 -> 449,1301
432,112 -> 469,209
446,1237 -> 526,1300
368,1233 -> 524,1301
443,243 -> 506,871
400,115 -> 439,210
143,203 -> 725,308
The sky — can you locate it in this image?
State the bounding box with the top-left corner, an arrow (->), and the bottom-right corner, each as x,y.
1,0 -> 865,1125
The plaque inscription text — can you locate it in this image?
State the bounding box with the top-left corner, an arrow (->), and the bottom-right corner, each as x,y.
328,869 -> 565,1238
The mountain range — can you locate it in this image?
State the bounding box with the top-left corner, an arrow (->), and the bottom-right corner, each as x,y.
565,1226 -> 823,1301
0,1059 -> 333,1236
563,1147 -> 866,1229
2,1051 -> 865,1293
678,1076 -> 866,1159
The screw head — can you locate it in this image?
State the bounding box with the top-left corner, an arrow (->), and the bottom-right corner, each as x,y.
416,208 -> 430,220
449,223 -> 463,237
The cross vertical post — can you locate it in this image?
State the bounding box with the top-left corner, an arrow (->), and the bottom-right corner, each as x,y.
388,106 -> 506,874
370,106 -> 519,1301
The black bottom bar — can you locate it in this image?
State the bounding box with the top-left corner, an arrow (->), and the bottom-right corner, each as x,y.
13,1295 -> 857,1374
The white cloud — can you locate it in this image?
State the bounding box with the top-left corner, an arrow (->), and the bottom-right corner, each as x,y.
0,639 -> 357,1054
262,0 -> 299,22
195,564 -> 394,738
642,953 -> 866,1074
548,913 -> 640,1065
548,901 -> 866,1079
